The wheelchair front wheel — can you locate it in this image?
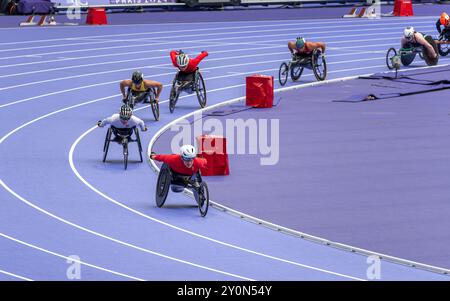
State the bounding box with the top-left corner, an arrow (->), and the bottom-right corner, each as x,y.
195,72 -> 207,108
278,62 -> 289,86
123,143 -> 128,170
312,49 -> 327,81
155,164 -> 171,208
290,63 -> 304,81
149,88 -> 160,121
125,93 -> 136,109
194,182 -> 209,217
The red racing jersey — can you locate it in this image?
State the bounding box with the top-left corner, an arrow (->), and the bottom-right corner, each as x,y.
170,50 -> 208,73
153,154 -> 207,176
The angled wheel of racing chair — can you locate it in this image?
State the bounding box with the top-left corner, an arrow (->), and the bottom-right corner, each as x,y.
102,126 -> 143,170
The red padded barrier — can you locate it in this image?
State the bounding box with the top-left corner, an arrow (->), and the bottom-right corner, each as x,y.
246,75 -> 274,108
196,135 -> 230,176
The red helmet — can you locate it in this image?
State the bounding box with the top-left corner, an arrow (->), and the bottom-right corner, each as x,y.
440,12 -> 449,26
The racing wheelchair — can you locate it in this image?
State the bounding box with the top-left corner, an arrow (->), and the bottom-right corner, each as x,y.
124,87 -> 160,121
278,48 -> 327,86
169,68 -> 207,113
155,163 -> 210,217
386,35 -> 439,69
102,126 -> 143,170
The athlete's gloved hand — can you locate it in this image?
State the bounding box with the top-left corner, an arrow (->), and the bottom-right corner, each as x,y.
142,126 -> 148,132
96,120 -> 102,127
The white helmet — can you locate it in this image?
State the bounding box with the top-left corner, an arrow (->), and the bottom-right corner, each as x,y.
176,53 -> 189,69
404,26 -> 415,40
180,144 -> 197,161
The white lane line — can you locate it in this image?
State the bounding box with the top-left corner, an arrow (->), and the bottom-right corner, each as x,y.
0,33 -> 395,79
1,63 -> 377,281
0,25 -> 433,76
0,43 -> 285,69
146,63 -> 450,276
0,46 -> 442,282
74,21 -> 438,44
2,51 -> 448,110
0,232 -> 145,281
0,269 -> 33,281
0,20 -> 436,62
1,30 -> 430,90
0,16 -> 436,46
71,62 -> 450,281
0,63 -> 287,109
0,20 -> 436,70
0,19 -> 434,54
0,48 -> 399,111
71,63 -> 412,280
0,44 -> 388,90
69,126 -> 365,281
0,179 -> 254,281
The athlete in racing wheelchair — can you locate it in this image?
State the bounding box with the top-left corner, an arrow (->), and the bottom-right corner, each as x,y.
150,145 -> 210,217
386,26 -> 439,69
97,105 -> 147,170
168,50 -> 208,113
279,37 -> 327,86
436,12 -> 450,56
120,70 -> 162,121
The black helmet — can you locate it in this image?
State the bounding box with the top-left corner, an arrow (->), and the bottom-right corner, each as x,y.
131,70 -> 143,84
119,105 -> 133,120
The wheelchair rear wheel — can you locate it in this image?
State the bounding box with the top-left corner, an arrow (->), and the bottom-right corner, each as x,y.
134,128 -> 143,163
169,81 -> 180,114
278,62 -> 289,86
156,164 -> 171,208
290,63 -> 304,81
126,93 -> 136,109
195,72 -> 207,108
194,182 -> 209,217
148,88 -> 160,121
312,49 -> 327,81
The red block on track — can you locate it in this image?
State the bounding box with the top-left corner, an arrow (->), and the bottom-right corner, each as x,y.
196,135 -> 230,176
86,8 -> 108,25
246,75 -> 274,108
